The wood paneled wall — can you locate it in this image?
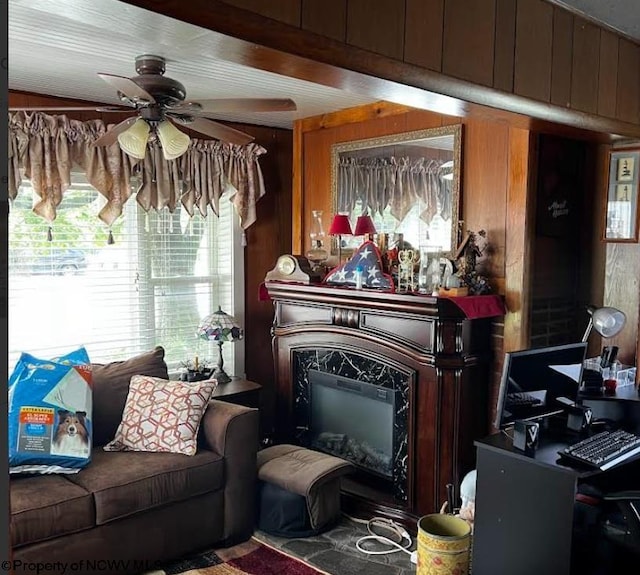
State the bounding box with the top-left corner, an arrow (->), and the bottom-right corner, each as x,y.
605,243 -> 640,367
585,142 -> 640,370
215,0 -> 640,131
8,91 -> 293,433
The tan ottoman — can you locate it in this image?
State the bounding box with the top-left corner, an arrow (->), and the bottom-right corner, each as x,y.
256,444 -> 354,537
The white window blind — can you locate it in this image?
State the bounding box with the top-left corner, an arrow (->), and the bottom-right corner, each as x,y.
8,174 -> 244,377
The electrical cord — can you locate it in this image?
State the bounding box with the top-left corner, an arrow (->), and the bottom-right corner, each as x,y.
346,515 -> 416,562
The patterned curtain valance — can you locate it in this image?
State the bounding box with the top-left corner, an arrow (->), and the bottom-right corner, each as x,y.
8,111 -> 267,229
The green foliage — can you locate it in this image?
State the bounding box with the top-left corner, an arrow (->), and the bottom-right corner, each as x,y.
9,186 -> 124,254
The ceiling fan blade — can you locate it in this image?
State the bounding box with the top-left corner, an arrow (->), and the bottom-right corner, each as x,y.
9,106 -> 127,112
168,98 -> 297,116
91,116 -> 139,147
96,105 -> 135,112
97,73 -> 156,104
169,115 -> 255,145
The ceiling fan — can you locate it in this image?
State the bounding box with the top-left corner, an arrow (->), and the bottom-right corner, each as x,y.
11,54 -> 297,156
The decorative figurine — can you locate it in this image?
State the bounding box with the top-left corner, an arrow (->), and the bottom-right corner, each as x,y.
398,249 -> 419,291
454,230 -> 491,295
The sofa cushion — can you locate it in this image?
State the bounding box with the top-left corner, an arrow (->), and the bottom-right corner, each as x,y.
91,346 -> 169,447
65,448 -> 224,525
103,375 -> 217,456
11,475 -> 94,548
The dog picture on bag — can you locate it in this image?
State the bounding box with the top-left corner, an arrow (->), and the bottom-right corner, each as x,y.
50,409 -> 90,457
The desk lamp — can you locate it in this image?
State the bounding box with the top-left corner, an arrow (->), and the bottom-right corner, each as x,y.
196,306 -> 243,384
581,305 -> 626,343
581,305 -> 626,394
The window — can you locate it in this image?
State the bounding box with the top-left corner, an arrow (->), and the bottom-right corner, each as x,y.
8,174 -> 245,377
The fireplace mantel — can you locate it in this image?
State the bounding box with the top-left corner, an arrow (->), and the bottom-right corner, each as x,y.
265,281 -> 499,524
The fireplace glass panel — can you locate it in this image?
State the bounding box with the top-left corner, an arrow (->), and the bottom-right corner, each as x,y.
309,369 -> 395,478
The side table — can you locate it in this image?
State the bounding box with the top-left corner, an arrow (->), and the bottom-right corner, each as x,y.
213,377 -> 261,409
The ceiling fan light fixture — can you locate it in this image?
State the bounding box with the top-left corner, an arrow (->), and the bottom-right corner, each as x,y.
156,120 -> 191,160
117,118 -> 150,159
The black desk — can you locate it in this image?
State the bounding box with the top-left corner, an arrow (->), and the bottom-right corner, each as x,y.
472,430 -> 640,575
580,385 -> 640,433
580,384 -> 640,402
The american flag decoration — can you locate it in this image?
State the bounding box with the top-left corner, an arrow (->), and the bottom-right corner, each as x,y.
323,240 -> 394,291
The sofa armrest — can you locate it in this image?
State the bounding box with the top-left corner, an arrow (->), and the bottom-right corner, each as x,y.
200,400 -> 259,543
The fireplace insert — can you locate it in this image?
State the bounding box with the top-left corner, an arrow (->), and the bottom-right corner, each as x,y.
292,348 -> 410,502
309,369 -> 395,479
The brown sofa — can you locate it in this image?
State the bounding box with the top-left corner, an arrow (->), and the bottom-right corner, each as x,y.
9,347 -> 259,575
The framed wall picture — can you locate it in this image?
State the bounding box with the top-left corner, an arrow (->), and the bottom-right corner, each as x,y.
604,148 -> 640,242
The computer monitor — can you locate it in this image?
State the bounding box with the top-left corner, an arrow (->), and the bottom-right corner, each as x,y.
494,342 -> 588,429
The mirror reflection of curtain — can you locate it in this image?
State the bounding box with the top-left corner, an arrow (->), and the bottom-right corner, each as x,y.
337,156 -> 450,224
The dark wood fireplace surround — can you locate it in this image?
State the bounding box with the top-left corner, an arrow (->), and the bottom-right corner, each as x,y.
265,281 -> 493,526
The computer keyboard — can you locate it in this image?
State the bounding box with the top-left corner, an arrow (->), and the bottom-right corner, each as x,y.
559,429 -> 640,470
506,392 -> 542,407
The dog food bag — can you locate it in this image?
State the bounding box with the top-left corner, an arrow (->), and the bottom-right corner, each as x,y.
8,347 -> 92,474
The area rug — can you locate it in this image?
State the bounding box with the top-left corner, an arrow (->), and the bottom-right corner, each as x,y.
147,538 -> 331,575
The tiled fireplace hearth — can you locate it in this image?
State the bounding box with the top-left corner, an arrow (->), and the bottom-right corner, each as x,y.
265,282 -> 496,522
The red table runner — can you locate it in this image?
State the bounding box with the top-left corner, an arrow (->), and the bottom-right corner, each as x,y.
446,294 -> 506,319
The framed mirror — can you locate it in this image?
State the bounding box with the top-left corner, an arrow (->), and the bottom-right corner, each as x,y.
330,124 -> 462,259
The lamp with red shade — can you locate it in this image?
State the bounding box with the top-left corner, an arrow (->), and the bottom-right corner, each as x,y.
354,213 -> 377,243
328,213 -> 353,264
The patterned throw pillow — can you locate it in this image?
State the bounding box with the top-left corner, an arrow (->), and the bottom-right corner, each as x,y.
103,375 -> 217,456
